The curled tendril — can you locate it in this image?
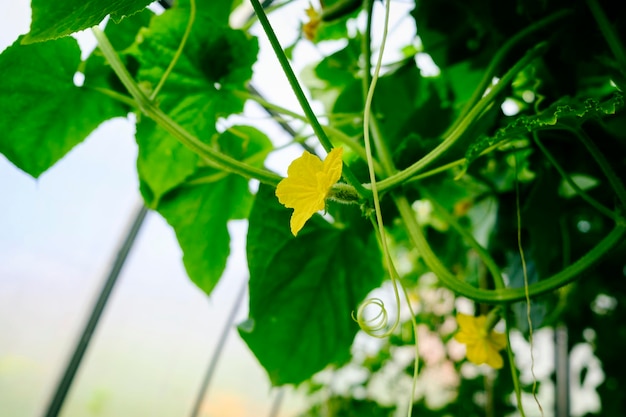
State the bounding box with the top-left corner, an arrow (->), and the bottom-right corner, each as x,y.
353,296 -> 398,337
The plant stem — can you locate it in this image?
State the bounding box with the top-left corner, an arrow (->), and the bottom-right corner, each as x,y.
89,86 -> 137,108
92,26 -> 283,187
361,0 -> 374,96
376,42 -> 549,192
395,192 -> 625,303
249,0 -> 369,197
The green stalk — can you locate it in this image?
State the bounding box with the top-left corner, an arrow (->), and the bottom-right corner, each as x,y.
92,26 -> 283,187
249,0 -> 369,198
395,192 -> 625,303
375,42 -> 549,192
361,0 -> 374,96
89,86 -> 137,108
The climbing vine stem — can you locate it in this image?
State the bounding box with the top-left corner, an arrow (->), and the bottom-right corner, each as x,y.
395,192 -> 625,303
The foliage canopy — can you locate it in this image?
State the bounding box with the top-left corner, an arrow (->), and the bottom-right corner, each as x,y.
1,0 -> 625,414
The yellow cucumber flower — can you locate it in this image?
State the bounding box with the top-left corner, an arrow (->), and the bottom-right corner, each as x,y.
454,313 -> 507,369
275,147 -> 343,236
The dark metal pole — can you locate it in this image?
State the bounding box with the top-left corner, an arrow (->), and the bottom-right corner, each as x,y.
42,203 -> 149,417
189,278 -> 248,417
555,324 -> 570,417
267,389 -> 285,417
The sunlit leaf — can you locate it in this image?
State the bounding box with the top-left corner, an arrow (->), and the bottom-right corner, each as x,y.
24,0 -> 153,43
0,36 -> 126,177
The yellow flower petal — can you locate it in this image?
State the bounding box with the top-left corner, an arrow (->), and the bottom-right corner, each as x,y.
455,313 -> 507,369
454,331 -> 479,345
275,148 -> 343,236
322,146 -> 343,188
489,330 -> 508,351
466,339 -> 490,365
485,348 -> 504,369
456,313 -> 478,332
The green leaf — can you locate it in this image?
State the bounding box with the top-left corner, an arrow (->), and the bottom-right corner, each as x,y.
104,8 -> 154,52
558,174 -> 600,198
157,177 -> 250,295
157,126 -> 273,295
175,0 -> 237,25
134,6 -> 258,204
0,36 -> 127,177
240,185 -> 384,386
24,0 -> 153,44
410,0 -> 515,70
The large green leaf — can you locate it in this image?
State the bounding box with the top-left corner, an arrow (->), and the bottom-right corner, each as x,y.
239,185 -> 384,386
24,0 -> 153,44
134,6 -> 258,204
0,36 -> 126,177
157,126 -> 272,295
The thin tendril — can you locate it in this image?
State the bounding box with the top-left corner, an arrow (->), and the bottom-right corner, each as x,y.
150,0 -> 196,100
355,2 -> 419,415
514,154 -> 543,416
356,0 -> 399,336
399,283 -> 419,417
354,218 -> 402,337
505,306 -> 527,417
